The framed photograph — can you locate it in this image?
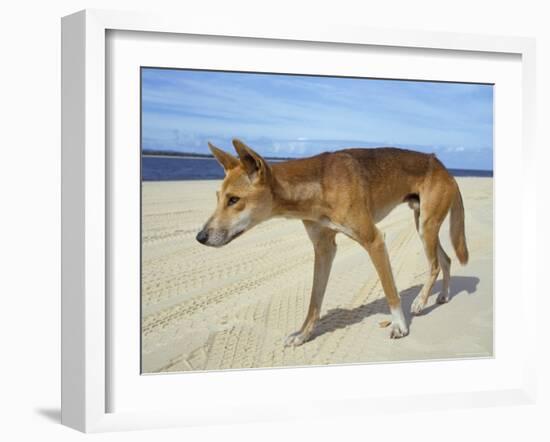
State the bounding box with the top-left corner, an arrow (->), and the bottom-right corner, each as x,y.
61,9 -> 537,432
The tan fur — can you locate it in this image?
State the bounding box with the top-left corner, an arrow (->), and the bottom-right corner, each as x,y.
197,139 -> 469,346
450,188 -> 469,265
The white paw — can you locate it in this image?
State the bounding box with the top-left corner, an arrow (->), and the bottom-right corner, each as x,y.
390,321 -> 409,339
410,296 -> 427,315
390,306 -> 409,338
284,330 -> 310,347
436,291 -> 450,304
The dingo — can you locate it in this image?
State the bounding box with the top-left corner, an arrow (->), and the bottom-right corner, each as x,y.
197,139 -> 468,346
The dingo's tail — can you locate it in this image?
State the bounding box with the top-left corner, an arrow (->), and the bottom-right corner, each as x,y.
450,184 -> 469,265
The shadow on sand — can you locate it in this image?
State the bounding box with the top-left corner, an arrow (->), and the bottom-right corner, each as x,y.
309,275 -> 480,342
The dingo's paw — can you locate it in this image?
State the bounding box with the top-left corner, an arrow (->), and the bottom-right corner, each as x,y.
436,291 -> 450,304
284,330 -> 310,347
410,296 -> 427,315
390,321 -> 409,339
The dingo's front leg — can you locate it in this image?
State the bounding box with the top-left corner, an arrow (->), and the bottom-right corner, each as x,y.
285,222 -> 336,347
361,226 -> 409,338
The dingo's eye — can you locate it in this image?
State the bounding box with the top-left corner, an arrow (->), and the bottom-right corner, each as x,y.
227,196 -> 240,207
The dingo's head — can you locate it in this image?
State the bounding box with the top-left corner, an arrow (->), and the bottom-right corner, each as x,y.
196,139 -> 274,247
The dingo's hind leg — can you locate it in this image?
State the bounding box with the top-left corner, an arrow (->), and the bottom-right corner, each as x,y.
285,221 -> 336,347
410,188 -> 452,315
411,206 -> 451,306
436,242 -> 451,304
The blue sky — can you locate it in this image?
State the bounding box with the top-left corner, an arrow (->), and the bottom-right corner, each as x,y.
142,68 -> 493,170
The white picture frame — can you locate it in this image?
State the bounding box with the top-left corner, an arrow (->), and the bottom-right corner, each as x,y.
61,9 -> 537,433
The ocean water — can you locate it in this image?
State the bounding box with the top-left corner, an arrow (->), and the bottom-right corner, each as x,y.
141,156 -> 493,181
142,157 -> 224,181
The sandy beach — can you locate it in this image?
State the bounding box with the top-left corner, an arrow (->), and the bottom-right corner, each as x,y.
141,177 -> 493,373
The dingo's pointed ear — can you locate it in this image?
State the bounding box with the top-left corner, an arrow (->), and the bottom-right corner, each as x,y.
208,142 -> 239,172
232,139 -> 270,183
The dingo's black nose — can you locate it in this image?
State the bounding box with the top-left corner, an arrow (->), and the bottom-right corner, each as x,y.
196,229 -> 209,244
